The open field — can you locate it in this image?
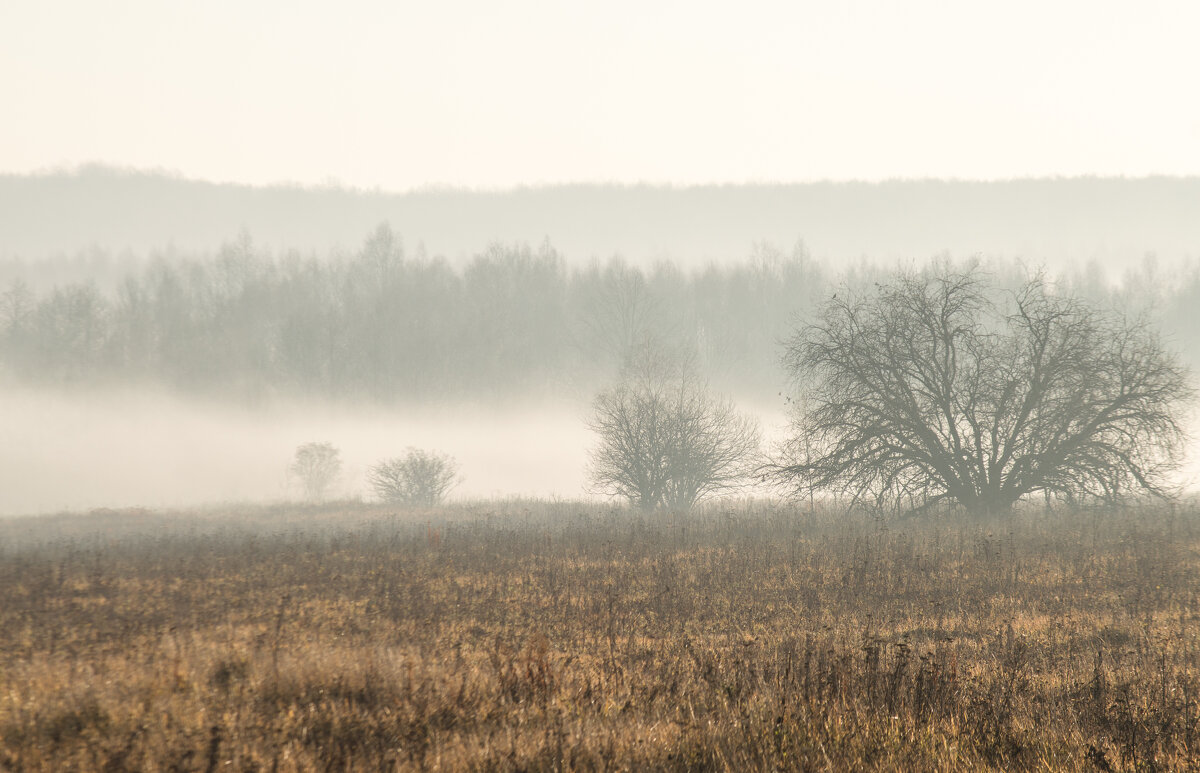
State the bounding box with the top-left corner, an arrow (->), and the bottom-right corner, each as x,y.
2,500 -> 1200,771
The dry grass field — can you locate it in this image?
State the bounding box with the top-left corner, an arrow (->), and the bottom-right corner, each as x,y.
2,499 -> 1200,771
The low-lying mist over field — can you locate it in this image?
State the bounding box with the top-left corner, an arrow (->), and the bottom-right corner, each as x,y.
3,382 -> 1196,517
0,387 -> 611,515
0,381 -> 799,515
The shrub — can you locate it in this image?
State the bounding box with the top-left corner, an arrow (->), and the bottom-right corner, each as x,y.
587,343 -> 760,511
290,442 -> 341,502
367,448 -> 459,506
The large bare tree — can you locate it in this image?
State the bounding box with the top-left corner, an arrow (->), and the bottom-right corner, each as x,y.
773,265 -> 1193,515
587,345 -> 761,511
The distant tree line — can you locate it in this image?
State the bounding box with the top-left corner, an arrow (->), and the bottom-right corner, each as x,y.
1,224 -> 1199,408
0,225 -> 826,402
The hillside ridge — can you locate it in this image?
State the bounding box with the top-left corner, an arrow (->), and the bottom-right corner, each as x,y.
3,167 -> 1199,268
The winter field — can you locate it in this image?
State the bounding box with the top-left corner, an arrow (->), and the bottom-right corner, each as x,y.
2,499 -> 1200,770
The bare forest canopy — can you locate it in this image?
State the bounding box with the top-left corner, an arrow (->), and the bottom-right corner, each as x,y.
0,229 -> 823,403
3,167 -> 1200,272
2,222 -> 1200,406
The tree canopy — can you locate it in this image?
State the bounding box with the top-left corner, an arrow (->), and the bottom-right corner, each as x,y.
587,346 -> 761,511
773,266 -> 1193,514
367,448 -> 460,507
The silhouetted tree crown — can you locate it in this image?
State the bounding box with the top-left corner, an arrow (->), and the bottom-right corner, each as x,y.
773,265 -> 1193,515
587,343 -> 761,511
290,442 -> 341,502
368,449 -> 459,507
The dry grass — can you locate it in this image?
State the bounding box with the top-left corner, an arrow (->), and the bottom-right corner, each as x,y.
2,499 -> 1200,771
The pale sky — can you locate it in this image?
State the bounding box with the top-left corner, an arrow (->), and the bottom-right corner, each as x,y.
3,0 -> 1198,190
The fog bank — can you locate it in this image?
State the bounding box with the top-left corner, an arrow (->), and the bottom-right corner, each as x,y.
0,387 -> 604,515
2,385 -> 1193,517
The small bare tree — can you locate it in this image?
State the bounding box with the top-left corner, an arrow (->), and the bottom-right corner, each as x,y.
587,344 -> 761,511
772,264 -> 1193,515
291,441 -> 341,502
368,448 -> 459,506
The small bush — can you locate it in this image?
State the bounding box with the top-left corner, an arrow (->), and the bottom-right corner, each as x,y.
367,448 -> 459,506
290,442 -> 342,502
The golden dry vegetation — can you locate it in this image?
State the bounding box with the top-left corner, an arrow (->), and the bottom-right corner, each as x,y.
2,500 -> 1200,771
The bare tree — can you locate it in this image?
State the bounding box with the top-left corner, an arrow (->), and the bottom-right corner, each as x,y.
587,344 -> 761,511
772,265 -> 1193,515
368,448 -> 459,506
290,442 -> 341,502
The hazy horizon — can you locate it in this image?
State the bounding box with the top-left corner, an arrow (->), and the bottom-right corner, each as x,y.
13,161 -> 1200,195
4,170 -> 1199,281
